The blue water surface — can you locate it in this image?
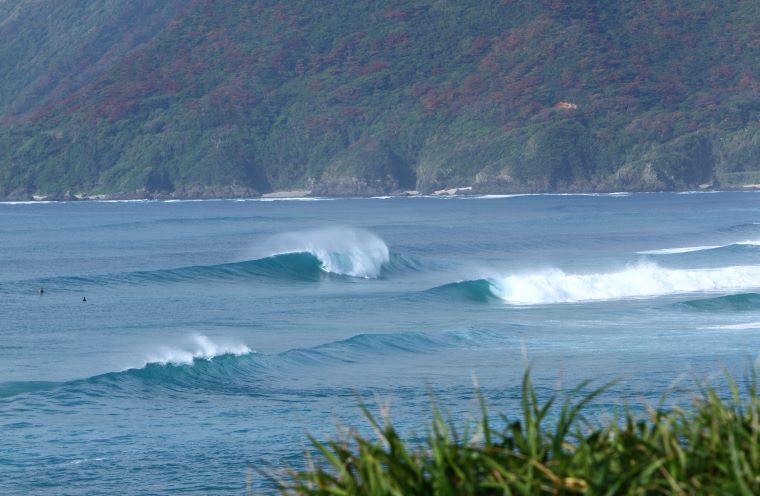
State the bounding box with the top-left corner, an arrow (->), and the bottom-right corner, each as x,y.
2,192 -> 760,494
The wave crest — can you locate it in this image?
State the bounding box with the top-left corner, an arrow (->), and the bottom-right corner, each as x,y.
254,227 -> 390,279
638,240 -> 760,255
487,262 -> 760,304
426,279 -> 499,302
22,246 -> 404,291
0,329 -> 513,399
681,293 -> 760,312
143,335 -> 252,366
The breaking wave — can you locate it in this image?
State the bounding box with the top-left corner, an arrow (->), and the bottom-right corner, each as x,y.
143,334 -> 252,366
24,253 -> 330,288
0,335 -> 253,399
425,279 -> 500,303
0,329 -> 512,399
254,227 -> 390,279
16,228 -> 428,290
425,263 -> 760,305
490,263 -> 760,304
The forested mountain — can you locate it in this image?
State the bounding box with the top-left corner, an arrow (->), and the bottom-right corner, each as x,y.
0,0 -> 758,199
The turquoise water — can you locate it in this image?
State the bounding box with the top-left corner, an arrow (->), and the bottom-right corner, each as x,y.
3,193 -> 760,494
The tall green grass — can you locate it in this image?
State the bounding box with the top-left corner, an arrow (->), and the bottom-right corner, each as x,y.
279,372 -> 760,495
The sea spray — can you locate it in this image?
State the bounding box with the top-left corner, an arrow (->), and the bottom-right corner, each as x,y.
0,336 -> 254,399
251,227 -> 390,279
14,244 -> 395,291
144,335 -> 251,366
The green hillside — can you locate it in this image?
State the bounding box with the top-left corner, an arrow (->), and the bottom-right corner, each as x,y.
0,0 -> 191,119
0,0 -> 758,199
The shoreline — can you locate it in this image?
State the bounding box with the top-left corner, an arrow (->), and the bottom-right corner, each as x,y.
2,186 -> 759,204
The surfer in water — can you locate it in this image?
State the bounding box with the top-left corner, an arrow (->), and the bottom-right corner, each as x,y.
82,297 -> 87,303
38,287 -> 44,295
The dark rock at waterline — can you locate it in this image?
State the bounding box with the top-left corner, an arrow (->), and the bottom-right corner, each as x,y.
308,177 -> 399,197
0,183 -> 262,202
2,188 -> 32,201
168,183 -> 260,199
595,163 -> 674,192
45,191 -> 81,201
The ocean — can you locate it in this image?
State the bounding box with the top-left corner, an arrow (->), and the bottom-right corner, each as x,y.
2,192 -> 760,494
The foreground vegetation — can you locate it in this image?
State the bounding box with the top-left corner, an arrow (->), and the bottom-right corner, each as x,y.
280,372 -> 760,495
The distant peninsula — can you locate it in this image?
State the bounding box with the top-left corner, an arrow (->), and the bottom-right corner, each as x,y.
0,0 -> 758,200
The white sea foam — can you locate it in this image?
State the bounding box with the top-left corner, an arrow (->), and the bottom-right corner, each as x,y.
145,335 -> 251,366
257,197 -> 333,202
255,227 -> 390,278
638,240 -> 760,255
489,262 -> 760,304
703,322 -> 760,330
467,194 -> 529,200
70,457 -> 105,465
638,245 -> 723,255
459,193 -> 631,200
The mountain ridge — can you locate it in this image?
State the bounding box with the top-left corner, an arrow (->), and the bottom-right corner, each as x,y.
0,0 -> 758,200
